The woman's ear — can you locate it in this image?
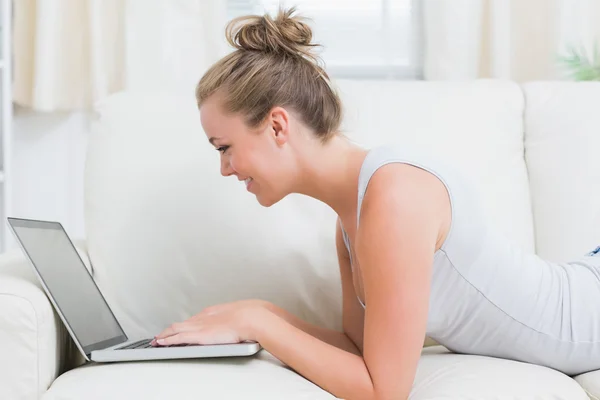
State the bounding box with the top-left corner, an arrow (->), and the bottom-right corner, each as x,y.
269,106 -> 290,146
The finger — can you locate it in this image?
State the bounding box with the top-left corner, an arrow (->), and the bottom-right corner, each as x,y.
155,332 -> 197,346
155,322 -> 196,339
155,321 -> 202,339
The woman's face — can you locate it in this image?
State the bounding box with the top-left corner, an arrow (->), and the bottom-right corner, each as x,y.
200,94 -> 294,207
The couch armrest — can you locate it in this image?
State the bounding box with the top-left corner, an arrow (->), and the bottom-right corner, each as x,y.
0,243 -> 89,400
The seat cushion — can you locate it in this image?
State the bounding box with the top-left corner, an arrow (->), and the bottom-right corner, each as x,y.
411,346 -> 589,399
42,351 -> 337,400
575,369 -> 600,400
43,347 -> 588,399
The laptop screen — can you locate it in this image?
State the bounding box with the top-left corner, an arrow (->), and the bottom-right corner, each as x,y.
8,218 -> 127,354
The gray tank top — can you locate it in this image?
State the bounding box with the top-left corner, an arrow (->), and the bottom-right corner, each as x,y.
339,144 -> 600,375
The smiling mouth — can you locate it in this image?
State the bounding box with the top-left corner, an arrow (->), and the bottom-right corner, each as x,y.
244,177 -> 253,189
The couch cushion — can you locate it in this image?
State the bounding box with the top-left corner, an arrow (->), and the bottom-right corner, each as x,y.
43,351 -> 336,400
411,346 -> 589,399
522,82 -> 600,262
575,369 -> 600,400
86,90 -> 342,340
42,348 -> 588,399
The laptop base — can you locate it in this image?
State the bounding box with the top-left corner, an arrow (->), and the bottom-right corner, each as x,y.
90,340 -> 262,362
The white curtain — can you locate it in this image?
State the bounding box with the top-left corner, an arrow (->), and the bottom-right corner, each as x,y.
123,0 -> 228,94
423,0 -> 600,81
14,0 -> 228,112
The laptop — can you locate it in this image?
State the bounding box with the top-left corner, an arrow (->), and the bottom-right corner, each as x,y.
7,217 -> 261,363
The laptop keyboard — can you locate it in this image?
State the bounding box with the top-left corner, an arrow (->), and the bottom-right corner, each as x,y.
115,338 -> 195,350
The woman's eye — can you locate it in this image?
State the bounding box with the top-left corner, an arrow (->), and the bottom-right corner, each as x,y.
216,146 -> 229,154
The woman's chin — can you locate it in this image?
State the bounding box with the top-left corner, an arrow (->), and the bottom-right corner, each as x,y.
256,196 -> 276,208
255,191 -> 285,208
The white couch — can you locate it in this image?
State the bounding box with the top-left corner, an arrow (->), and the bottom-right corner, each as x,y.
1,79 -> 599,399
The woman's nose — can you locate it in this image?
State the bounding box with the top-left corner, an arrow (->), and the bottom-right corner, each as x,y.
220,158 -> 234,177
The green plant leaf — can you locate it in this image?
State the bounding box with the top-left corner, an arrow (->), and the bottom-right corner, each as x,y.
557,41 -> 600,81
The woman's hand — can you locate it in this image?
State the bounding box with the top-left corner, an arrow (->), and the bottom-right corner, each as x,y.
151,299 -> 271,346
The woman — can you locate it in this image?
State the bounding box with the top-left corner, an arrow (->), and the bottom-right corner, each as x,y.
152,7 -> 600,399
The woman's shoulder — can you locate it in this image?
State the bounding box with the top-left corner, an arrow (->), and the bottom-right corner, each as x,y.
361,143 -> 477,208
359,160 -> 450,234
355,162 -> 449,265
362,161 -> 450,215
357,144 -> 460,251
359,143 -> 458,209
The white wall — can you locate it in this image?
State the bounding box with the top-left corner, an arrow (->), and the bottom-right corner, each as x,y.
12,107 -> 90,246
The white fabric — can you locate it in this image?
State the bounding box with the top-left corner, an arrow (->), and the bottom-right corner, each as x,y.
557,0 -> 600,59
42,350 -> 337,400
0,243 -> 94,399
422,0 -> 484,80
522,82 -> 600,262
575,369 -> 600,400
123,0 -> 228,94
423,0 -> 600,81
0,249 -> 65,400
13,0 -> 125,111
412,346 -> 589,399
13,0 -> 228,111
40,347 -> 589,399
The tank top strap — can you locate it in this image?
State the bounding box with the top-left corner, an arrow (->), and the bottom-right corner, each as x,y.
356,145 -> 419,228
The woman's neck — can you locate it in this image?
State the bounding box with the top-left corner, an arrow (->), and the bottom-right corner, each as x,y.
293,135 -> 369,220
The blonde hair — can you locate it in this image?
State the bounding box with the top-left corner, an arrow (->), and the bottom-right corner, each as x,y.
195,7 -> 343,142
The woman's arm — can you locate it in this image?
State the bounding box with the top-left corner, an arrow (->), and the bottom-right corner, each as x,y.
250,164 -> 442,400
263,301 -> 361,356
252,309 -> 374,397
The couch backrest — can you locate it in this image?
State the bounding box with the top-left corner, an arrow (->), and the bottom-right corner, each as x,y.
85,80 -> 531,338
522,82 -> 600,262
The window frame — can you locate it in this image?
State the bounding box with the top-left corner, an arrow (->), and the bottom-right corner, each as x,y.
226,0 -> 424,80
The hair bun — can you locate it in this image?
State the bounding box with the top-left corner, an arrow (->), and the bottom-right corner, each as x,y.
226,7 -> 319,61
